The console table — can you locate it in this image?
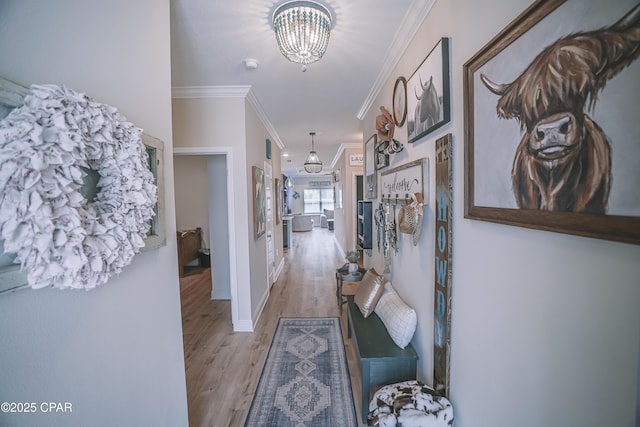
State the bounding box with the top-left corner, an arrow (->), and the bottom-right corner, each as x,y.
335,264 -> 366,313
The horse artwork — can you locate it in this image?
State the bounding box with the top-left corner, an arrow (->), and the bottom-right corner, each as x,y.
407,37 -> 450,144
481,2 -> 639,214
464,0 -> 640,244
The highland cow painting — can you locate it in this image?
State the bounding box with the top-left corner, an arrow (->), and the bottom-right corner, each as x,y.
464,0 -> 640,244
407,37 -> 451,143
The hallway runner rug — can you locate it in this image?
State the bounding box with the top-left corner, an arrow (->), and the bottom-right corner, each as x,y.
244,317 -> 357,427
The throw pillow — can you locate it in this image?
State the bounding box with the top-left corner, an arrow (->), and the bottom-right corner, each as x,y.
354,268 -> 387,318
374,284 -> 417,348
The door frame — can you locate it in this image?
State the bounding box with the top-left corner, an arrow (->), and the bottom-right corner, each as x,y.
173,146 -> 241,331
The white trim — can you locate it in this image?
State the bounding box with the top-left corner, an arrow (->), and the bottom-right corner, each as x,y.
352,171 -> 362,251
233,319 -> 254,332
252,286 -> 270,331
173,146 -> 234,156
172,85 -> 285,149
264,161 -> 275,287
246,88 -> 285,149
330,142 -> 362,169
171,85 -> 250,99
173,146 -> 244,332
357,0 -> 436,120
274,257 -> 285,283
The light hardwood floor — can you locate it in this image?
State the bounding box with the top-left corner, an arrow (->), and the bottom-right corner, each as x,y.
180,228 -> 366,427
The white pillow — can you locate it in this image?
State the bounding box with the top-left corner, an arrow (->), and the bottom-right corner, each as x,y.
374,284 -> 417,349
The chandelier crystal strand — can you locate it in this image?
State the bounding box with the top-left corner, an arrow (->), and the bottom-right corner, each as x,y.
273,1 -> 331,68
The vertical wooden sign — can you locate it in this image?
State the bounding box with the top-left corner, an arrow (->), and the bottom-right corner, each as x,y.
434,133 -> 453,397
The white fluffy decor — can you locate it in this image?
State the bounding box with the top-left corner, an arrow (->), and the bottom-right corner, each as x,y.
0,84 -> 157,289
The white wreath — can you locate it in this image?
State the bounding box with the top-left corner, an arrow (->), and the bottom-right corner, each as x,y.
0,84 -> 157,290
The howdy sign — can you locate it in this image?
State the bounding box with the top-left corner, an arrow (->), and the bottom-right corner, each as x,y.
433,134 -> 452,397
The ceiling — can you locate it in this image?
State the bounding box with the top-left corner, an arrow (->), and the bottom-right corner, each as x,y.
170,0 -> 431,177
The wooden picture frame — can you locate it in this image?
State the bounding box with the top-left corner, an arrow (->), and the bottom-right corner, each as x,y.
364,134 -> 377,199
141,133 -> 167,252
433,133 -> 453,398
392,76 -> 407,127
463,0 -> 640,244
252,166 -> 266,239
0,78 -> 167,295
407,37 -> 451,144
380,158 -> 429,204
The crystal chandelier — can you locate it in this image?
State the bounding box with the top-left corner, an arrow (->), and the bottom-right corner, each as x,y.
272,1 -> 332,71
303,131 -> 323,173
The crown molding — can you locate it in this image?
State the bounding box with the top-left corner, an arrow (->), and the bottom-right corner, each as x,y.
171,85 -> 284,149
245,87 -> 284,149
330,142 -> 362,169
171,85 -> 251,99
356,0 -> 436,120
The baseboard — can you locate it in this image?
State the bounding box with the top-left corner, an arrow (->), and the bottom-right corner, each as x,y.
251,286 -> 270,330
273,258 -> 285,283
233,319 -> 254,332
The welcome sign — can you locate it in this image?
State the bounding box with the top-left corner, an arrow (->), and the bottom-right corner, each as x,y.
380,158 -> 428,203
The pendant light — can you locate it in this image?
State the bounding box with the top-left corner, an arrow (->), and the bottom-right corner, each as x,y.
303,131 -> 323,173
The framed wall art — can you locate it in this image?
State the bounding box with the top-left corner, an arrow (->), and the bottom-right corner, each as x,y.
364,134 -> 377,199
0,78 -> 167,294
252,166 -> 266,239
380,158 -> 429,204
375,139 -> 389,170
392,76 -> 407,127
407,37 -> 451,144
349,153 -> 364,167
275,178 -> 283,225
433,133 -> 453,398
463,0 -> 640,244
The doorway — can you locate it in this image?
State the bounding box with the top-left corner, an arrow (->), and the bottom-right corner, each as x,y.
173,148 -> 240,330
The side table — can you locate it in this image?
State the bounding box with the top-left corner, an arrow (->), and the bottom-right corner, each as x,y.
336,264 -> 366,313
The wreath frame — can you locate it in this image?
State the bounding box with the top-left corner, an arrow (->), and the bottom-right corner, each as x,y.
0,83 -> 158,290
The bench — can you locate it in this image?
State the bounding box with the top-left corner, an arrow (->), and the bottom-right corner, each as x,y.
346,295 -> 418,423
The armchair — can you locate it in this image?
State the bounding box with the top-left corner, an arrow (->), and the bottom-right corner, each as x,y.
291,215 -> 314,232
320,209 -> 334,229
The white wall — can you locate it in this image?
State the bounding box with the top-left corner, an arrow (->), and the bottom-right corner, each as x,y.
333,147 -> 363,254
174,156 -> 210,247
244,100 -> 279,322
171,93 -> 284,330
362,0 -> 640,426
208,155 -> 232,300
0,1 -> 188,426
172,96 -> 253,330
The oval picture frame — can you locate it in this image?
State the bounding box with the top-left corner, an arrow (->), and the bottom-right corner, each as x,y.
392,76 -> 407,127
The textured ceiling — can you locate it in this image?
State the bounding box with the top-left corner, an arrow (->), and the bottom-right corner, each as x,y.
170,0 -> 430,176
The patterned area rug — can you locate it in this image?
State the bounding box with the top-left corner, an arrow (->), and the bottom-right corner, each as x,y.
244,317 -> 357,427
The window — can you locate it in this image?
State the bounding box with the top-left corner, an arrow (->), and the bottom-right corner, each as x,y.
303,189 -> 334,214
